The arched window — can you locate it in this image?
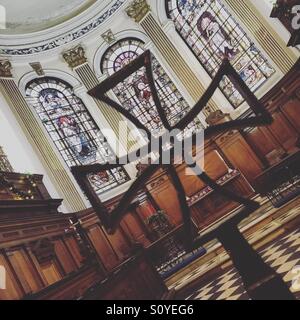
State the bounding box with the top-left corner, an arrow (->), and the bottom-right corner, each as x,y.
101,38 -> 203,138
166,0 -> 275,108
25,77 -> 129,195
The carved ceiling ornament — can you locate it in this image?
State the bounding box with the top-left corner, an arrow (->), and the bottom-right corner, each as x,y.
29,62 -> 45,76
126,0 -> 151,23
101,29 -> 116,44
0,60 -> 13,78
63,45 -> 87,69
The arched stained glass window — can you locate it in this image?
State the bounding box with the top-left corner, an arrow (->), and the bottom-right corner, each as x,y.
166,0 -> 275,108
25,77 -> 129,195
101,38 -> 203,138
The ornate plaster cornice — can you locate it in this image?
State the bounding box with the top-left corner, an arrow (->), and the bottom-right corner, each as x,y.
0,0 -> 127,57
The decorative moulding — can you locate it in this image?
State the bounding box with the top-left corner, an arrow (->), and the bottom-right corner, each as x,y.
0,0 -> 127,57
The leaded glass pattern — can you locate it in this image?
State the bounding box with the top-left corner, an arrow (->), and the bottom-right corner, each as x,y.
101,38 -> 203,138
25,77 -> 129,195
167,0 -> 275,107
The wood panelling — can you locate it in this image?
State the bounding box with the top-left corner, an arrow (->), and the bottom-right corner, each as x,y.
0,174 -> 166,300
26,266 -> 102,300
0,252 -> 24,300
64,236 -> 84,269
243,127 -> 282,166
87,225 -> 119,270
76,209 -> 138,271
281,97 -> 300,132
245,59 -> 300,168
147,174 -> 182,226
83,253 -> 166,300
121,213 -> 151,247
215,131 -> 264,185
267,111 -> 298,153
177,148 -> 229,197
146,133 -> 256,230
101,226 -> 131,261
54,239 -> 77,275
39,260 -> 62,286
191,176 -> 253,230
7,248 -> 43,294
0,188 -> 90,299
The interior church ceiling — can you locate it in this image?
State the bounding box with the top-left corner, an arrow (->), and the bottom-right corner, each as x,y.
0,0 -> 97,34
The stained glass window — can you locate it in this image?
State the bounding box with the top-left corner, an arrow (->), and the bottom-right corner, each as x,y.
166,0 -> 275,107
101,38 -> 203,138
25,77 -> 129,195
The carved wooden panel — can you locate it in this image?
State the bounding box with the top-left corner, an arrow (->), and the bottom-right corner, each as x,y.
267,111 -> 298,153
87,225 -> 119,271
244,127 -> 284,166
101,226 -> 132,261
7,248 -> 43,294
84,254 -> 166,300
215,131 -> 264,185
280,97 -> 300,133
64,236 -> 84,269
177,148 -> 229,197
121,213 -> 151,247
28,266 -> 101,300
31,238 -> 55,265
0,252 -> 24,300
191,176 -> 253,230
54,239 -> 77,275
147,175 -> 182,226
39,260 -> 62,286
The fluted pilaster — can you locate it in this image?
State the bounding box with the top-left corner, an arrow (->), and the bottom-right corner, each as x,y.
224,0 -> 298,73
63,46 -> 132,150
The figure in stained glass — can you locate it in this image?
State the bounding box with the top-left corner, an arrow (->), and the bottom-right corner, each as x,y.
167,0 -> 275,107
57,115 -> 95,164
101,38 -> 203,137
26,77 -> 129,195
197,11 -> 239,60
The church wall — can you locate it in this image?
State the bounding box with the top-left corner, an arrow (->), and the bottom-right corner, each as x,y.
0,0 -> 299,213
0,60 -> 299,300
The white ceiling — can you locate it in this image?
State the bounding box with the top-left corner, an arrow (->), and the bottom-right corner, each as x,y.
0,0 -> 97,34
